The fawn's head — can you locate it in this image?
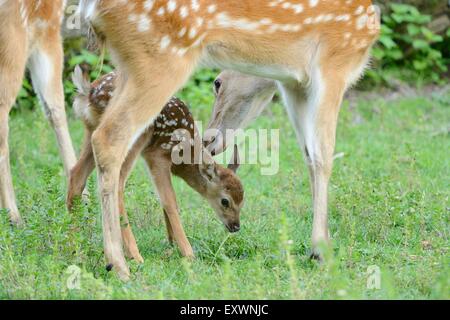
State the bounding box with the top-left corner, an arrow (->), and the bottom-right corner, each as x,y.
198,146 -> 243,233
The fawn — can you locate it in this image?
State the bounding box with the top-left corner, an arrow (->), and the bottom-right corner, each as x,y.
0,0 -> 77,225
79,0 -> 380,279
68,66 -> 244,262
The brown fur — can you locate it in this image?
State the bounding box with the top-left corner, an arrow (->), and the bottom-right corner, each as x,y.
79,0 -> 380,280
0,0 -> 76,225
68,70 -> 244,263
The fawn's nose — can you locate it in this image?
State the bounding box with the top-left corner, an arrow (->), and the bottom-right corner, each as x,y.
227,223 -> 241,233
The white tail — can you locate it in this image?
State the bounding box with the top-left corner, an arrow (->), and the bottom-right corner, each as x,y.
72,65 -> 93,123
67,69 -> 244,264
72,65 -> 91,96
80,0 -> 380,280
0,0 -> 76,225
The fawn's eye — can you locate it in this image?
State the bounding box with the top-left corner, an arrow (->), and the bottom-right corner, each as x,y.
221,198 -> 230,208
214,79 -> 222,94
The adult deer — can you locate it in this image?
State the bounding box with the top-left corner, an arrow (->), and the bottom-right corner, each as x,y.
0,0 -> 77,225
68,67 -> 243,262
79,0 -> 380,280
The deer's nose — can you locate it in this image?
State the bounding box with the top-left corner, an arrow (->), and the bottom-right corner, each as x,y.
227,223 -> 240,233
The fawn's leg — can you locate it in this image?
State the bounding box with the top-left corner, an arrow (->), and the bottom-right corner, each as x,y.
67,130 -> 95,210
29,32 -> 77,178
142,150 -> 194,258
0,14 -> 27,225
163,210 -> 175,244
279,68 -> 347,260
117,134 -> 151,263
91,58 -> 196,280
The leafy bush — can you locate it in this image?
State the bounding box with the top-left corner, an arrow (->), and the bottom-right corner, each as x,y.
367,3 -> 448,85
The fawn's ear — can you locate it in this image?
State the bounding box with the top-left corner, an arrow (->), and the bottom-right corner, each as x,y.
199,163 -> 219,183
199,149 -> 219,183
228,144 -> 240,173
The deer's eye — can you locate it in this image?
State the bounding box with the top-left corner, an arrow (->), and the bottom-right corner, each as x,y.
221,198 -> 230,208
214,79 -> 222,94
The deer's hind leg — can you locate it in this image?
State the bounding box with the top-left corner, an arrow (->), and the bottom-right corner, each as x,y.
29,32 -> 77,178
278,67 -> 349,261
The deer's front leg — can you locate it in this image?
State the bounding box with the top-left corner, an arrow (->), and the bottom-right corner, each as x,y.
142,151 -> 194,258
67,130 -> 95,211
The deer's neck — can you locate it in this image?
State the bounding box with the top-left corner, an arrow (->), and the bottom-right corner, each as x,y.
171,164 -> 209,196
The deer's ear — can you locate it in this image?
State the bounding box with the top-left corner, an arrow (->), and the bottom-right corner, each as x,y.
199,148 -> 219,182
199,163 -> 219,183
228,144 -> 241,173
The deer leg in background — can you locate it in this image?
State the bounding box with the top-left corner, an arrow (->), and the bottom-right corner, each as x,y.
67,130 -> 96,211
0,21 -> 27,226
117,133 -> 151,263
278,83 -> 316,201
28,34 -> 77,179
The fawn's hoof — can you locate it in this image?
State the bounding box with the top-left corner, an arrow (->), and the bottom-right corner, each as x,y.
106,263 -> 131,281
310,252 -> 323,262
131,253 -> 144,264
10,213 -> 23,227
309,247 -> 326,263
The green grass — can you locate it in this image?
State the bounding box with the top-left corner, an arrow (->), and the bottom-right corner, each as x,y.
0,79 -> 449,300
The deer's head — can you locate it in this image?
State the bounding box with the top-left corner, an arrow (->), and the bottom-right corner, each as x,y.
198,145 -> 243,233
206,71 -> 277,155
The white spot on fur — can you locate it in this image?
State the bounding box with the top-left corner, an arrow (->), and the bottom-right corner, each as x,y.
157,7 -> 165,16
178,26 -> 187,37
167,0 -> 177,13
354,5 -> 364,15
335,14 -> 350,22
143,0 -> 154,12
207,4 -> 217,14
191,0 -> 200,12
215,12 -> 261,31
138,15 -> 151,32
160,35 -> 171,50
292,4 -> 304,14
179,5 -> 189,18
356,14 -> 368,29
189,27 -> 198,38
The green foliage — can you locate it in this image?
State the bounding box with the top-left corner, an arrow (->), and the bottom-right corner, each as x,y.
1,83 -> 449,299
369,3 -> 448,85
